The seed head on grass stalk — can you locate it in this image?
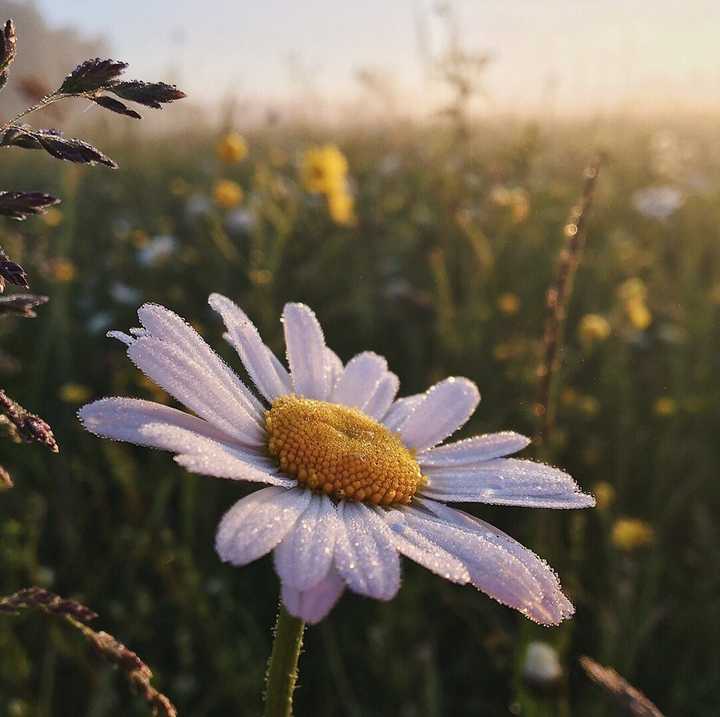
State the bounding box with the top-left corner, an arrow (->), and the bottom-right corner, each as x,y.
0,20 -> 187,287
0,17 -> 186,483
534,155 -> 603,450
579,656 -> 665,717
0,588 -> 177,717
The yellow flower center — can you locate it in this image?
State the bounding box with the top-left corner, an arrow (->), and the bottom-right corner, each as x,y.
266,395 -> 426,506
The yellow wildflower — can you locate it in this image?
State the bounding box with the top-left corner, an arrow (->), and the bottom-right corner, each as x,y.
249,269 -> 273,286
216,132 -> 248,164
626,299 -> 652,330
618,279 -> 652,329
497,293 -> 520,315
618,278 -> 647,303
327,187 -> 355,226
41,207 -> 63,227
578,314 -> 611,344
51,258 -> 76,282
59,383 -> 92,404
578,395 -> 600,416
592,481 -> 615,511
611,518 -> 654,551
213,179 -> 244,209
490,185 -> 512,206
300,145 -> 349,195
653,397 -> 676,417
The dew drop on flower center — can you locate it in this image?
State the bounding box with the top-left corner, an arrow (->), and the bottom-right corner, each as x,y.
266,395 -> 426,505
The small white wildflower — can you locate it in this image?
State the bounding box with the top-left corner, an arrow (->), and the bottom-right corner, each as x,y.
523,641 -> 562,689
86,311 -> 113,334
632,185 -> 684,220
110,282 -> 142,305
137,235 -> 177,266
224,207 -> 256,233
185,193 -> 211,218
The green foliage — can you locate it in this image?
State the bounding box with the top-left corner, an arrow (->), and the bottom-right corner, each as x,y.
1,116 -> 718,715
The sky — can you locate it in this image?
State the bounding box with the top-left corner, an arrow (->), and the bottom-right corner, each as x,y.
33,0 -> 720,116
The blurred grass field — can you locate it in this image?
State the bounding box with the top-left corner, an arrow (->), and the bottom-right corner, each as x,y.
1,113 -> 719,716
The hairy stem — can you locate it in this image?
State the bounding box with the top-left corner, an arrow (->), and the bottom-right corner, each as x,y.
0,92 -> 70,133
264,603 -> 306,717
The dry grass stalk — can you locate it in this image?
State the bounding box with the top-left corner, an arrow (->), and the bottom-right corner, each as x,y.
579,656 -> 664,717
0,388 -> 58,452
0,18 -> 186,485
534,155 -> 602,447
0,587 -> 177,717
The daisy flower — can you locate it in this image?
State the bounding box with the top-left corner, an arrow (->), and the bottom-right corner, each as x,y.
79,296 -> 594,625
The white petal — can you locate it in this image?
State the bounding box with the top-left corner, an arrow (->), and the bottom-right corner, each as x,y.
274,494 -> 339,590
382,394 -> 425,431
133,424 -> 292,487
418,499 -> 574,624
362,372 -> 400,420
79,397 -> 231,448
106,330 -> 134,346
265,347 -> 293,394
399,378 -> 480,451
174,452 -> 292,486
79,398 -> 290,485
419,431 -> 530,467
331,352 -> 387,409
325,348 -> 344,393
216,487 -> 310,566
380,509 -> 469,584
282,303 -> 330,400
209,293 -> 290,402
282,567 -> 345,624
422,459 -> 596,509
334,502 -> 400,600
127,336 -> 264,447
222,330 -> 292,394
402,507 -> 544,616
137,303 -> 264,419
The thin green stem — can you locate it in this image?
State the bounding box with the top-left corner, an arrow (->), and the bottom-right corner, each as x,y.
0,92 -> 77,133
263,603 -> 306,717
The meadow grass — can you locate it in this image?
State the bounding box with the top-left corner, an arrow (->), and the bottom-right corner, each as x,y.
1,114 -> 718,715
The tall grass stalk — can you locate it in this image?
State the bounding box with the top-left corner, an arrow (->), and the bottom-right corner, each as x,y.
534,156 -> 602,451
517,156 -> 602,716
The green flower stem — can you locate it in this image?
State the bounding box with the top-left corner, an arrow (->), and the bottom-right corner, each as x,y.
264,602 -> 306,717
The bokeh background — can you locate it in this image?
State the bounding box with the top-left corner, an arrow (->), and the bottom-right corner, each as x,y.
1,1 -> 719,715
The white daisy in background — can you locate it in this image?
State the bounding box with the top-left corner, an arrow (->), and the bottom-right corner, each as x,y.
631,185 -> 684,220
79,297 -> 594,625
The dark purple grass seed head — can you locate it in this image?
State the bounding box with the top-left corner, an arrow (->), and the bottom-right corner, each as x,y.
0,191 -> 60,220
59,57 -> 128,94
107,80 -> 187,108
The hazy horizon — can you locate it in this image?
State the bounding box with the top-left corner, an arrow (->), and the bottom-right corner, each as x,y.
28,0 -> 720,118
